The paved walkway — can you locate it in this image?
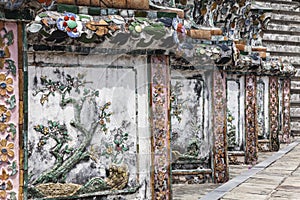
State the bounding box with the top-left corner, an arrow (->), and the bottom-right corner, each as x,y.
201,139 -> 300,200
173,140 -> 300,200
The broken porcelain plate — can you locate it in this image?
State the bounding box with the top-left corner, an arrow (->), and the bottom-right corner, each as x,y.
57,13 -> 83,38
27,23 -> 43,33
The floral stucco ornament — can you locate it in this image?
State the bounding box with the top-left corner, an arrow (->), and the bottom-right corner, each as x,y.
0,139 -> 14,163
0,74 -> 13,96
0,168 -> 13,199
57,13 -> 83,38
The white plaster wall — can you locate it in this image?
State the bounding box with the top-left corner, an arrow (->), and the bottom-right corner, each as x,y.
264,77 -> 270,136
205,71 -> 213,165
170,69 -> 212,164
226,75 -> 245,150
239,76 -> 245,149
135,56 -> 152,199
258,77 -> 270,138
27,53 -> 151,198
227,79 -> 240,147
171,79 -> 205,155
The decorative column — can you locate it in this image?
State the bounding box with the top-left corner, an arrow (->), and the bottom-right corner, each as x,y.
281,78 -> 291,143
269,76 -> 280,151
245,75 -> 258,164
0,21 -> 22,199
213,70 -> 228,183
150,55 -> 171,200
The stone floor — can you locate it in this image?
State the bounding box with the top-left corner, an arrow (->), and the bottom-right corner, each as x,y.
221,141 -> 300,200
172,183 -> 221,200
172,139 -> 297,200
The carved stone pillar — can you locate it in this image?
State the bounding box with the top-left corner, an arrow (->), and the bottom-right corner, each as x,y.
245,75 -> 258,164
269,76 -> 280,151
150,55 -> 171,200
213,70 -> 229,183
281,78 -> 291,143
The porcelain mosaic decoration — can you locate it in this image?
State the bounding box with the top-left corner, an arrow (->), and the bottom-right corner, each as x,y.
28,66 -> 141,198
269,76 -> 280,151
150,56 -> 171,200
21,0 -> 295,75
281,79 -> 291,143
212,70 -> 228,183
245,75 -> 257,164
56,12 -> 84,38
0,22 -> 20,200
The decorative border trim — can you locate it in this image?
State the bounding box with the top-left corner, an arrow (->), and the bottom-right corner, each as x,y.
245,75 -> 257,164
0,21 -> 21,200
213,70 -> 228,183
150,55 -> 171,199
269,76 -> 280,151
281,78 -> 291,143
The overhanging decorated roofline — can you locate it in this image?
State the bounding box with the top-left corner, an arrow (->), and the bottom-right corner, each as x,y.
1,0 -> 294,76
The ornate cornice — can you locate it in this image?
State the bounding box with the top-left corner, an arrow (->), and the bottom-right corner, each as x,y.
1,0 -> 295,75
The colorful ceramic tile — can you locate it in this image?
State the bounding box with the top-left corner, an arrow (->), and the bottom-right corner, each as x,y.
0,22 -> 20,200
269,76 -> 280,151
213,70 -> 228,183
245,75 -> 258,164
281,78 -> 291,143
150,55 -> 171,199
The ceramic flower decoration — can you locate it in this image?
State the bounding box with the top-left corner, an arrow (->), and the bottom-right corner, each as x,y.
0,123 -> 7,134
154,84 -> 164,95
0,105 -> 11,133
57,13 -> 83,38
0,73 -> 13,96
0,139 -> 14,162
0,168 -> 13,199
0,45 -> 10,69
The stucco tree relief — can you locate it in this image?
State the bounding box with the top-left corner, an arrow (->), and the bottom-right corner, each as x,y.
32,71 -> 111,185
28,68 -> 136,198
